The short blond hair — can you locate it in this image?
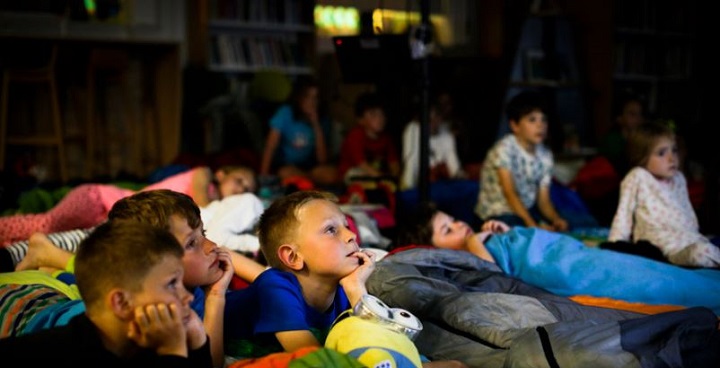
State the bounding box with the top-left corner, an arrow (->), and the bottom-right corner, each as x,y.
258,190 -> 337,269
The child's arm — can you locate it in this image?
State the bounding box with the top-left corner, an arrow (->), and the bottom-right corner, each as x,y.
189,167 -> 214,208
275,330 -> 322,352
400,123 -> 420,189
339,250 -> 376,307
536,186 -> 568,231
202,248 -> 235,367
310,113 -> 328,164
260,129 -> 282,175
497,168 -> 538,227
480,220 -> 510,233
608,172 -> 640,241
226,248 -> 266,282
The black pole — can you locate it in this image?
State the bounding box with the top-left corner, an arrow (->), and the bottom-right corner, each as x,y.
418,0 -> 431,204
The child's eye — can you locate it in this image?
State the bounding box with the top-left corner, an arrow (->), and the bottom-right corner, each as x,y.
326,226 -> 338,235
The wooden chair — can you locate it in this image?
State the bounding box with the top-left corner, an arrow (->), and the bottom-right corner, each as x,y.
0,44 -> 68,182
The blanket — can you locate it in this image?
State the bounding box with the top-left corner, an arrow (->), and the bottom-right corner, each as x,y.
366,248 -> 720,367
485,227 -> 720,313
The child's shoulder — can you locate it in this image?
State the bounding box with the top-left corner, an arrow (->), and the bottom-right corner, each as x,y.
254,268 -> 299,288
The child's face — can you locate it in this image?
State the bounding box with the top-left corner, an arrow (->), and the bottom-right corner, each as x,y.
360,107 -> 386,135
618,101 -> 644,130
167,215 -> 225,287
217,168 -> 256,198
299,87 -> 319,118
511,109 -> 547,149
431,211 -> 472,250
294,199 -> 361,278
129,254 -> 195,326
645,136 -> 679,180
429,107 -> 442,133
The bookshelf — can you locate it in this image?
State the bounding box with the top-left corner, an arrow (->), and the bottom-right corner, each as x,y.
612,0 -> 697,122
196,0 -> 316,76
501,12 -> 592,154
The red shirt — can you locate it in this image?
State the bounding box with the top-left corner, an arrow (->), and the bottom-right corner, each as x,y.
338,125 -> 399,178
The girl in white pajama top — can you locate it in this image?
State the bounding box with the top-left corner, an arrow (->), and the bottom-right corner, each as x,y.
608,121 -> 720,268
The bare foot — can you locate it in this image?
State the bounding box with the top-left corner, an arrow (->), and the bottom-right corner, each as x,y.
15,233 -> 72,271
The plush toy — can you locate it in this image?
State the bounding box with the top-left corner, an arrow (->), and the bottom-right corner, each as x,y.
325,295 -> 423,368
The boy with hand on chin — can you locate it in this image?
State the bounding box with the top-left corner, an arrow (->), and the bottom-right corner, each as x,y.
231,190 -> 468,368
0,221 -> 213,367
229,190 -> 375,356
4,190 -> 259,367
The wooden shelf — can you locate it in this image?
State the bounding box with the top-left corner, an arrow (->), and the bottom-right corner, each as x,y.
6,136 -> 61,146
196,0 -> 316,77
612,0 -> 697,120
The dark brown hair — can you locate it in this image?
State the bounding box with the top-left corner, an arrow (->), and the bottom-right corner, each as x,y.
108,189 -> 202,231
394,202 -> 439,249
75,221 -> 183,311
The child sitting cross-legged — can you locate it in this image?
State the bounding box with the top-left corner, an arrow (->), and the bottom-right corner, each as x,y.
0,220 -> 213,367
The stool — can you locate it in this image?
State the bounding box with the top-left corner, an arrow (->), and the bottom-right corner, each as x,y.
0,45 -> 68,183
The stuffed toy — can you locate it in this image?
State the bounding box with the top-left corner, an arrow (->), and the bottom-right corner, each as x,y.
325,295 -> 423,368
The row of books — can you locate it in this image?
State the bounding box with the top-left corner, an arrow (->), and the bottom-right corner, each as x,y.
614,0 -> 694,33
613,40 -> 692,78
210,34 -> 306,69
210,0 -> 307,24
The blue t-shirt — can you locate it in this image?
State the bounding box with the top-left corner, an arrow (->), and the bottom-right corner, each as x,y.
269,105 -> 317,169
224,268 -> 351,357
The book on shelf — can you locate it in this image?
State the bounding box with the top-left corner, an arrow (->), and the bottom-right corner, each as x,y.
211,34 -> 305,70
211,0 -> 306,24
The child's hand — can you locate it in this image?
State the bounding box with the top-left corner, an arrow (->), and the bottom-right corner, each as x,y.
340,249 -> 376,306
127,303 -> 187,357
551,218 -> 569,232
480,220 -> 510,234
206,247 -> 235,297
184,309 -> 207,350
345,249 -> 376,283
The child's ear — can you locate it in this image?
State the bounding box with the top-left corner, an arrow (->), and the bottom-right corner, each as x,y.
109,288 -> 135,320
278,243 -> 304,271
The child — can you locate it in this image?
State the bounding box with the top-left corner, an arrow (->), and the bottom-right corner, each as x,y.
3,189 -> 264,367
0,221 -> 213,367
598,91 -> 646,176
1,165 -> 263,270
226,190 -> 374,356
574,92 -> 646,226
0,164 -> 258,246
400,101 -> 462,190
338,91 -> 400,183
475,90 -> 568,231
608,121 -> 720,268
259,76 -> 338,186
393,203 -> 720,313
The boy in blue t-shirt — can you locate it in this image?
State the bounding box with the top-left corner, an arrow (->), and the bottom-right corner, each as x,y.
227,190 -> 376,356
